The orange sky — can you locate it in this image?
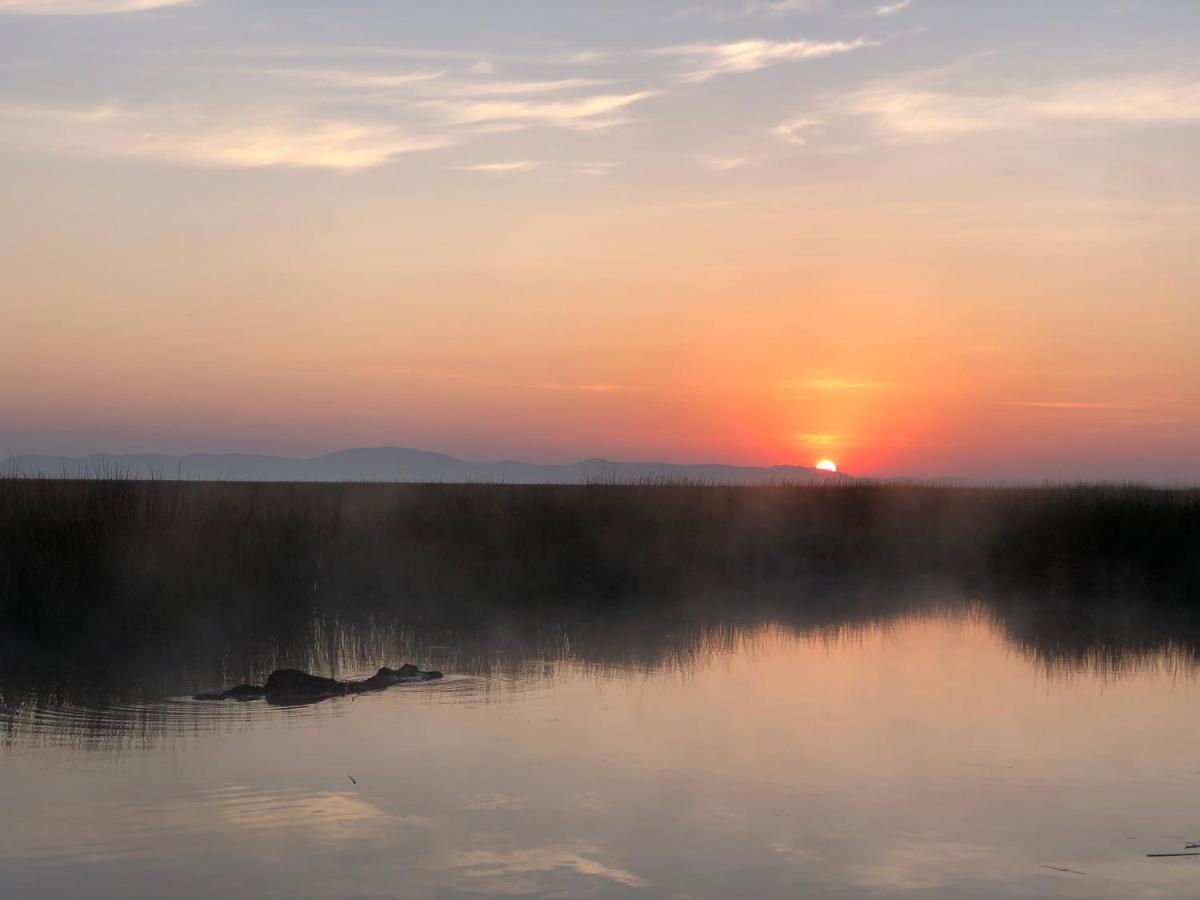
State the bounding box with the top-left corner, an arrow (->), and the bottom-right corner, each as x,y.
2,0 -> 1198,479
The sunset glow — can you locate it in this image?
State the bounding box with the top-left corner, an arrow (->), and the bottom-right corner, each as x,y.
816,460 -> 838,473
1,0 -> 1197,481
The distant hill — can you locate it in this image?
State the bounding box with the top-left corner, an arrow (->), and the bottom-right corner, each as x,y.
2,447 -> 845,485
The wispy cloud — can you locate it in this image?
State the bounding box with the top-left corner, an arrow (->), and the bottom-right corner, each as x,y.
675,0 -> 827,22
252,68 -> 611,99
456,160 -> 540,173
362,366 -> 641,393
1000,398 -> 1181,426
787,377 -> 890,391
698,155 -> 750,170
772,115 -> 823,145
875,0 -> 912,15
359,365 -> 468,380
796,432 -> 839,445
0,103 -> 452,169
425,91 -> 658,130
244,68 -> 448,90
1003,400 -> 1144,411
659,37 -> 877,82
0,0 -> 190,14
133,119 -> 449,169
753,0 -> 827,15
824,73 -> 1200,142
177,43 -> 610,69
536,382 -> 644,393
432,78 -> 612,98
571,160 -> 620,176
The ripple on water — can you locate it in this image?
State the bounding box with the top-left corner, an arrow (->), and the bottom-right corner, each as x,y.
0,673 -> 517,752
6,783 -> 415,866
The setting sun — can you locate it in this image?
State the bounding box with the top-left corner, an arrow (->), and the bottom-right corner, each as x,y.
815,460 -> 838,473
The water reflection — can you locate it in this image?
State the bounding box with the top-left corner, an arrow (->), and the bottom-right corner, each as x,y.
5,588 -> 1200,747
4,597 -> 1200,898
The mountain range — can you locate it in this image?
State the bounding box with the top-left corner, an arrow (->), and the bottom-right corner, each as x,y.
2,447 -> 845,485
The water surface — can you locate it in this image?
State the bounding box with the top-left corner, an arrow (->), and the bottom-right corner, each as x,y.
3,607 -> 1200,898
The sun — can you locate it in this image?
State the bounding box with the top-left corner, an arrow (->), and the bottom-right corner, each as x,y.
815,459 -> 838,473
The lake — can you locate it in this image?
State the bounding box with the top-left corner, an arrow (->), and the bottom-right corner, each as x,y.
4,602 -> 1200,899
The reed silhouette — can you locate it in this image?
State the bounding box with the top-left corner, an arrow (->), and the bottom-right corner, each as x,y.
1,477 -> 1198,706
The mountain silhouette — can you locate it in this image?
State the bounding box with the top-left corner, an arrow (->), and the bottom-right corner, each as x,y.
3,447 -> 843,484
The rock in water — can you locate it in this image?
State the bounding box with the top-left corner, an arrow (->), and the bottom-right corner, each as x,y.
264,669 -> 344,704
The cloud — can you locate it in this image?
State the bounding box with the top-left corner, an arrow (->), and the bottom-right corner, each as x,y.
0,0 -> 189,13
1035,75 -> 1200,123
876,0 -> 912,15
773,115 -> 823,144
0,103 -> 452,169
456,160 -> 540,172
1000,398 -> 1181,426
253,68 -> 611,98
425,78 -> 614,99
246,68 -> 449,91
425,90 -> 658,130
753,0 -> 827,15
658,37 -> 878,82
229,44 -> 610,69
827,73 -> 1200,141
571,160 -> 620,175
788,377 -> 890,391
131,120 -> 449,169
698,155 -> 750,170
675,0 -> 827,22
536,382 -> 644,393
361,366 -> 467,380
1003,400 -> 1142,411
797,432 -> 839,445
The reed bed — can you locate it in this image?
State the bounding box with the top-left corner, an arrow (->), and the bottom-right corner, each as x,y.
1,478 -> 1197,659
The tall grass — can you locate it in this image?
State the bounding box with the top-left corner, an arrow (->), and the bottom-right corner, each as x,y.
2,476 -> 1200,717
1,478 -> 1197,665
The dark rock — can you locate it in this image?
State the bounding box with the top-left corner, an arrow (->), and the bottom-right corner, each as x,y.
422,671 -> 444,680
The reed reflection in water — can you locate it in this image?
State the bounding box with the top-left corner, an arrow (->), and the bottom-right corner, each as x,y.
4,603 -> 1200,899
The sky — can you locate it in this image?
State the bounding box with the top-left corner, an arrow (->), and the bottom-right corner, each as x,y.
1,0 -> 1198,480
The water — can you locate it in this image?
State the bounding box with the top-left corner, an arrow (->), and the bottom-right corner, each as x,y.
3,606 -> 1200,898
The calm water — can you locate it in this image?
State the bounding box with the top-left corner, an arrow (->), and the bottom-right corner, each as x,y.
4,606 -> 1200,898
